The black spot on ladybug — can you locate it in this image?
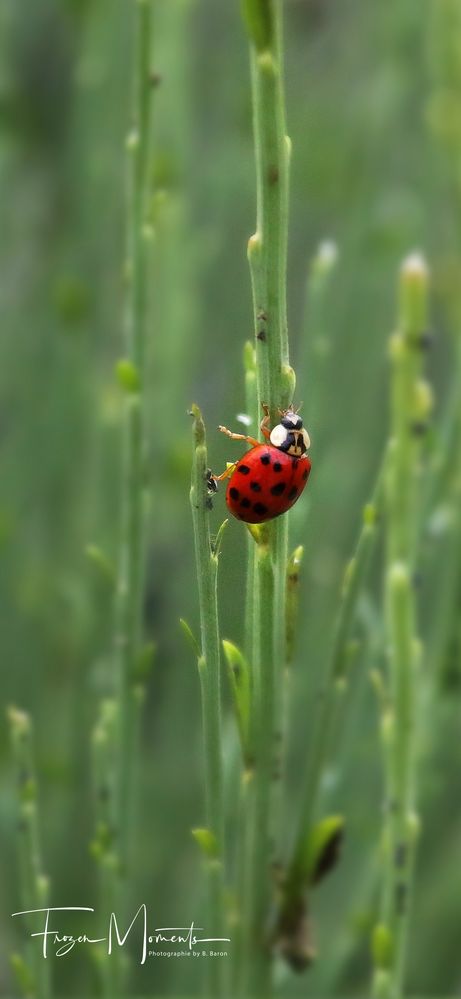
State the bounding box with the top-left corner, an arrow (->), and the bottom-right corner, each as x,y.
229,487 -> 240,501
273,462 -> 282,472
288,486 -> 298,501
238,464 -> 250,475
302,468 -> 309,481
260,453 -> 271,465
250,481 -> 262,492
271,482 -> 286,496
253,502 -> 269,515
241,497 -> 251,509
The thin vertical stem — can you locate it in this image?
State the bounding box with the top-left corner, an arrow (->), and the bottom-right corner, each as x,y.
190,404 -> 225,997
113,0 -> 154,886
298,239 -> 339,433
291,456 -> 385,864
240,2 -> 294,994
8,708 -> 51,999
372,254 -> 429,999
425,337 -> 461,681
243,342 -> 259,663
91,699 -> 119,997
251,536 -> 275,994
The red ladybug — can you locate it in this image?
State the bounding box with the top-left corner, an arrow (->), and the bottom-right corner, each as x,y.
209,405 -> 311,524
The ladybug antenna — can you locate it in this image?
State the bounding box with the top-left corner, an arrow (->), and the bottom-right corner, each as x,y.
280,403 -> 302,416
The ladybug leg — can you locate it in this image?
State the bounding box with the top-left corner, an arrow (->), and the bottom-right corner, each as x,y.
260,402 -> 271,440
218,425 -> 260,448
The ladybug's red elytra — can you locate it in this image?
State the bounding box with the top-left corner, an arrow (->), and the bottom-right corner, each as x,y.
209,404 -> 311,524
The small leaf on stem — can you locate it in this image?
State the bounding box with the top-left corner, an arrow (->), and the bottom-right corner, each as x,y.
222,640 -> 251,755
191,826 -> 219,859
116,358 -> 141,393
179,618 -> 201,660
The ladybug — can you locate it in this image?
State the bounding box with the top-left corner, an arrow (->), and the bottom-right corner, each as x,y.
209,404 -> 311,524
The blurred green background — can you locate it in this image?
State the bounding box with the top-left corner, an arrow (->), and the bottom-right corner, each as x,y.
1,0 -> 461,995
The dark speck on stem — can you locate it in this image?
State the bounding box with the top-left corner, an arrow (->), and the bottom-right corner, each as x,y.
417,330 -> 433,351
394,842 -> 407,867
395,881 -> 407,914
410,420 -> 428,436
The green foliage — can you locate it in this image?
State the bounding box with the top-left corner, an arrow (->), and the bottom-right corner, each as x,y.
291,814 -> 345,891
115,358 -> 141,393
222,639 -> 251,758
191,827 -> 219,860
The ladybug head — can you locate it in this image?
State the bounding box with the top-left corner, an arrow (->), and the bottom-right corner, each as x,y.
269,409 -> 311,457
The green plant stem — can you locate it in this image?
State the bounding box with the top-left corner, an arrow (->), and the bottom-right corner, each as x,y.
290,457 -> 384,877
91,700 -> 120,997
299,239 -> 339,423
424,1 -> 461,678
114,0 -> 154,889
249,536 -> 275,994
190,404 -> 225,997
243,342 -> 259,663
240,3 -> 294,994
372,255 -> 429,999
424,335 -> 461,683
8,708 -> 51,999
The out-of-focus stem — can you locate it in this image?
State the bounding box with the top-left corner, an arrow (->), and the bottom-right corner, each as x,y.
372,254 -> 429,999
114,0 -> 154,885
91,699 -> 120,997
190,404 -> 225,997
8,707 -> 51,999
290,457 -> 384,877
299,239 -> 339,422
